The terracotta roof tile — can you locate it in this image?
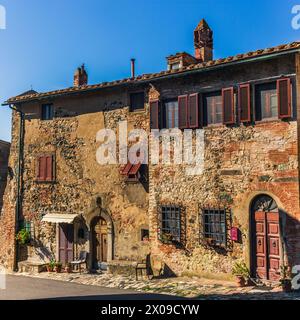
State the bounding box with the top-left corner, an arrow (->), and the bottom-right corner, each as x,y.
4,41 -> 300,105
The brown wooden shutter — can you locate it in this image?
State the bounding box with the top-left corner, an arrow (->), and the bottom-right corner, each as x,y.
222,87 -> 235,124
178,95 -> 188,129
45,156 -> 53,181
150,100 -> 159,129
277,78 -> 292,119
188,93 -> 199,128
238,84 -> 251,122
37,156 -> 47,181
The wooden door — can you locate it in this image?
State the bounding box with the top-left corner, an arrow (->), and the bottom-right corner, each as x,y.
59,224 -> 74,265
92,218 -> 108,268
254,211 -> 280,281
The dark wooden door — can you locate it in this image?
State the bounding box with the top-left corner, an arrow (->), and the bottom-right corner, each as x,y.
59,224 -> 74,265
254,211 -> 280,281
92,218 -> 108,268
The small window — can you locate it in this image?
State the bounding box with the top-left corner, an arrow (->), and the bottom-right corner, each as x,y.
19,220 -> 33,239
170,62 -> 180,70
202,208 -> 226,247
160,205 -> 181,243
78,228 -> 85,240
165,100 -> 179,128
204,92 -> 223,125
130,92 -> 145,111
36,155 -> 54,182
41,104 -> 54,120
255,82 -> 278,120
141,229 -> 149,241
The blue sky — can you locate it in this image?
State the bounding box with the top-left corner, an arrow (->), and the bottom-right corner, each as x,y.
0,0 -> 299,141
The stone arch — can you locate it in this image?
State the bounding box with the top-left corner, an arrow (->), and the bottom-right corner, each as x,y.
82,204 -> 114,269
249,194 -> 283,280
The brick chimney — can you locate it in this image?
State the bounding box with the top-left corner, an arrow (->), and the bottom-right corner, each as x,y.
194,19 -> 213,62
73,64 -> 88,87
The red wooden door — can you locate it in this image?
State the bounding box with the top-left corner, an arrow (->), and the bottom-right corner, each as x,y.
254,211 -> 280,281
59,224 -> 74,265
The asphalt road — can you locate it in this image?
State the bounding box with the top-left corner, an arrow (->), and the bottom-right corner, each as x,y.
0,275 -> 182,300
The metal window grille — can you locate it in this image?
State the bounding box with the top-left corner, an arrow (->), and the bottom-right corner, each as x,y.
202,208 -> 227,247
160,206 -> 181,243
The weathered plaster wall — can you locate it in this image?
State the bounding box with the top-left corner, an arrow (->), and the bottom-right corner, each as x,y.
2,87 -> 150,268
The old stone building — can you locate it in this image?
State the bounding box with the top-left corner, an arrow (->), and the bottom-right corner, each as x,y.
1,19 -> 300,282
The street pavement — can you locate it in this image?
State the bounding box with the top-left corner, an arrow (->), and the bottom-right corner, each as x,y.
0,275 -> 182,300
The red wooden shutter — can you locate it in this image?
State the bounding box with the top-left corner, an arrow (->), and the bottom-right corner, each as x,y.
45,156 -> 53,181
188,93 -> 199,128
277,78 -> 291,119
37,156 -> 47,181
222,87 -> 235,124
238,84 -> 251,122
150,100 -> 159,129
178,95 -> 188,129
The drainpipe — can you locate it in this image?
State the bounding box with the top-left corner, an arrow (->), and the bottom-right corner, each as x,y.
9,104 -> 25,271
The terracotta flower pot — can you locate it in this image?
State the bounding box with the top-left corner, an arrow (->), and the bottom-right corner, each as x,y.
236,276 -> 246,287
46,265 -> 54,272
54,266 -> 62,273
65,266 -> 72,273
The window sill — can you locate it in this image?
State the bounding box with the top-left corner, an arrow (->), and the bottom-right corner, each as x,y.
129,108 -> 145,114
255,118 -> 282,125
35,180 -> 56,184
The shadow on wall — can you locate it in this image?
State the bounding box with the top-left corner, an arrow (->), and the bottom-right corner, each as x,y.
280,210 -> 300,269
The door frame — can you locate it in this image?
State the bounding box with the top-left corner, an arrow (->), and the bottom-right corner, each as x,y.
57,223 -> 74,265
87,210 -> 114,269
250,194 -> 282,280
91,216 -> 108,268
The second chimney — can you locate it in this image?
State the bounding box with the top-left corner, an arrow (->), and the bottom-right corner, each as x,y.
74,64 -> 88,87
194,19 -> 213,62
130,58 -> 136,78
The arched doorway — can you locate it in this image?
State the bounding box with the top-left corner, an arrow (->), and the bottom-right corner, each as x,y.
91,217 -> 108,269
250,195 -> 281,281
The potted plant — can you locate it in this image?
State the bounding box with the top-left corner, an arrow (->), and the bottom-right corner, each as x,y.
65,263 -> 72,273
15,228 -> 31,245
232,260 -> 250,287
280,265 -> 292,292
46,259 -> 55,272
54,261 -> 62,273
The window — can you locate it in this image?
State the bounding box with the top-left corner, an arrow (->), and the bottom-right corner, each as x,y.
160,205 -> 181,243
36,155 -> 54,182
255,82 -> 278,120
130,92 -> 145,111
41,104 -> 54,120
165,100 -> 179,128
141,229 -> 149,241
204,92 -> 223,125
170,62 -> 180,70
19,220 -> 33,239
202,208 -> 226,247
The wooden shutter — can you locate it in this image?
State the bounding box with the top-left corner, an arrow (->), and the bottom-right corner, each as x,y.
222,87 -> 235,124
277,78 -> 291,119
150,100 -> 159,129
37,156 -> 47,181
178,95 -> 188,129
188,93 -> 199,128
45,156 -> 53,181
238,84 -> 251,122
